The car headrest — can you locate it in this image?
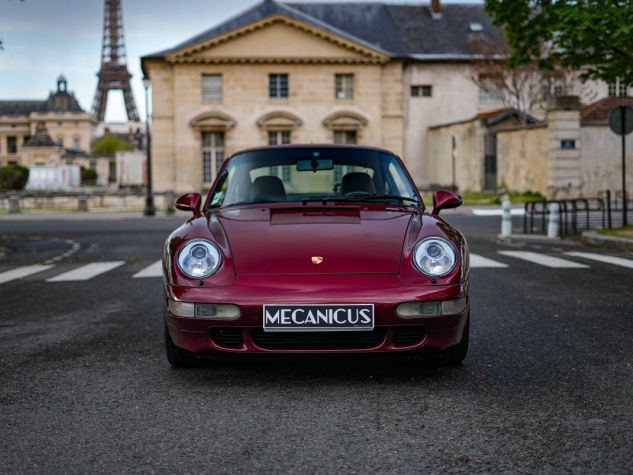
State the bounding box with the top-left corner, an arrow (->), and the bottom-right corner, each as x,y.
340,172 -> 376,195
250,175 -> 287,203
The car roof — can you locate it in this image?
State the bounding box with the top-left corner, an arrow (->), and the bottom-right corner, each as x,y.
228,143 -> 399,159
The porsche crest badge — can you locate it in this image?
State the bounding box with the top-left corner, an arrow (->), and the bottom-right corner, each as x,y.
311,256 -> 324,265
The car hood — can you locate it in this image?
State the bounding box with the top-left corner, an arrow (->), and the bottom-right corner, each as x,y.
216,206 -> 413,275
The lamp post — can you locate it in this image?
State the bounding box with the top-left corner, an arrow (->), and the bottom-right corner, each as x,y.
143,76 -> 156,216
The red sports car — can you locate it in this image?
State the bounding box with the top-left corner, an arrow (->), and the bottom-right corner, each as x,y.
163,145 -> 469,366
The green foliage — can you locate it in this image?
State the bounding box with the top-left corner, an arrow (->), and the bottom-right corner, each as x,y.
80,167 -> 98,186
485,0 -> 633,86
92,133 -> 134,154
460,190 -> 545,206
0,165 -> 29,191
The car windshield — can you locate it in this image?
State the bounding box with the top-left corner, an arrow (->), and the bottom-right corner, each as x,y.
209,147 -> 420,208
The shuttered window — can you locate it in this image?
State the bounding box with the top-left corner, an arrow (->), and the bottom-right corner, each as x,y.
202,74 -> 223,101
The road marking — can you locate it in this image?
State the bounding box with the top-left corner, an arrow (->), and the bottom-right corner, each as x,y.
0,265 -> 55,284
472,208 -> 525,216
46,261 -> 125,282
133,260 -> 163,278
470,253 -> 509,268
498,251 -> 589,268
564,252 -> 633,269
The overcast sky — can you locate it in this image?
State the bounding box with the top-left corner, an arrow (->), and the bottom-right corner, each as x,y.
0,0 -> 483,122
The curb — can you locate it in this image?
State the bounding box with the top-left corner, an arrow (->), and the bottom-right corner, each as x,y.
581,230 -> 633,251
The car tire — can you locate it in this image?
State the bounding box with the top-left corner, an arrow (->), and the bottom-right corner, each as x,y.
432,314 -> 469,365
164,324 -> 199,368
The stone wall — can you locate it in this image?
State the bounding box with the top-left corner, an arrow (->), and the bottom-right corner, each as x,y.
426,120 -> 483,191
496,126 -> 548,194
580,126 -> 633,197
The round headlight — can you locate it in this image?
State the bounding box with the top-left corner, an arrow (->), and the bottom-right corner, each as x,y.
177,239 -> 222,279
413,237 -> 456,276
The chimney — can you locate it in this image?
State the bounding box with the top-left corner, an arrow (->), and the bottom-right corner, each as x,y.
430,0 -> 441,19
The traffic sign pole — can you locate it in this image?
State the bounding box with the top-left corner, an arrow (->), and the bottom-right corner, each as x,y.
608,105 -> 633,227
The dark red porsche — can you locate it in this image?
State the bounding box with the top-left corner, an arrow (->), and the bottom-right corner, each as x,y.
163,145 -> 470,366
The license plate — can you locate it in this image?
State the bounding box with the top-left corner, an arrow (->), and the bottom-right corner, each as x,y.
263,304 -> 374,332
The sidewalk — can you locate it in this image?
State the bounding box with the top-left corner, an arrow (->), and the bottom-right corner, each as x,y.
581,230 -> 633,251
0,210 -> 187,222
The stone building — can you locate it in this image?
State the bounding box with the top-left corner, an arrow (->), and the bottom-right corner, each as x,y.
0,76 -> 95,167
428,96 -> 633,198
141,0 -> 507,192
141,0 -> 626,194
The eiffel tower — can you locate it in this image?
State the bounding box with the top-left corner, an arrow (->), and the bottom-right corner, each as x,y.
92,0 -> 139,122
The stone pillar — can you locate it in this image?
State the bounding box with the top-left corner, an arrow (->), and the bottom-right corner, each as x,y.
546,96 -> 583,198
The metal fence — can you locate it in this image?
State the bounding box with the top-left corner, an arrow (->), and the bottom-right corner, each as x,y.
523,190 -> 632,237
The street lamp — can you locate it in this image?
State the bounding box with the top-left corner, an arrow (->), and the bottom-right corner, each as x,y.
143,76 -> 156,216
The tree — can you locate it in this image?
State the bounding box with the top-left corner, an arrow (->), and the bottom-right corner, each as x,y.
471,40 -> 545,121
484,0 -> 633,86
0,165 -> 29,191
92,132 -> 134,155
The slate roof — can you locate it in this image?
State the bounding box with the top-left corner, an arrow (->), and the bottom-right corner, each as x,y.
581,96 -> 633,124
0,79 -> 85,117
143,0 -> 505,60
0,100 -> 47,116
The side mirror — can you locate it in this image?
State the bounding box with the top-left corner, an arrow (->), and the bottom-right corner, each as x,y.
432,190 -> 462,216
175,192 -> 201,215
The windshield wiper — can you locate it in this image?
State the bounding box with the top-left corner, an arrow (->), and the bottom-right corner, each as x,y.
302,195 -> 419,206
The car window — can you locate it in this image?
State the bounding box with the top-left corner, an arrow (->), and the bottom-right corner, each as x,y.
214,147 -> 418,207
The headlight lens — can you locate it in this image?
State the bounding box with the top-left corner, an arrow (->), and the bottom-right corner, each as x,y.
177,239 -> 222,278
413,237 -> 456,276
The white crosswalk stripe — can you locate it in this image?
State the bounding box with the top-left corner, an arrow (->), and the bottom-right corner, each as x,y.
564,252 -> 633,269
470,253 -> 509,268
46,261 -> 125,282
498,251 -> 589,268
133,260 -> 163,278
0,264 -> 55,284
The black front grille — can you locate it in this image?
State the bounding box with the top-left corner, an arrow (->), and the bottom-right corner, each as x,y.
251,328 -> 386,350
393,326 -> 426,347
210,328 -> 243,348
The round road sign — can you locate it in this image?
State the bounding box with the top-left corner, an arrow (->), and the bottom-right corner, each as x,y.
608,106 -> 633,136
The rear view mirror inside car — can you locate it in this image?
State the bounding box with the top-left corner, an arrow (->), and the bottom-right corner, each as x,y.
296,158 -> 334,172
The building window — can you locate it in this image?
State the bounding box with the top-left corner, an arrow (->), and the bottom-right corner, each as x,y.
608,78 -> 628,97
268,130 -> 291,146
73,138 -> 81,150
268,131 -> 291,179
23,136 -> 31,145
411,85 -> 432,97
335,74 -> 354,100
269,74 -> 289,99
7,136 -> 17,154
202,74 -> 223,101
57,137 -> 64,147
201,131 -> 225,183
333,130 -> 357,145
89,160 -> 97,171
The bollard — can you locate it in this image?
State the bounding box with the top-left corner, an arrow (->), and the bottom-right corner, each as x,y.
547,202 -> 560,239
500,199 -> 512,237
164,191 -> 175,215
78,193 -> 89,212
8,194 -> 20,214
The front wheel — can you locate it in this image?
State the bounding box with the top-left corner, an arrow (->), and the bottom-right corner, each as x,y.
431,314 -> 469,365
164,324 -> 199,368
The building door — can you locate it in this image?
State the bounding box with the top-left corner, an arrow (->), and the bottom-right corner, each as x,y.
484,132 -> 497,191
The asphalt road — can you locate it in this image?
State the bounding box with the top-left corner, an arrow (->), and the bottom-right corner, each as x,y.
1,213 -> 632,474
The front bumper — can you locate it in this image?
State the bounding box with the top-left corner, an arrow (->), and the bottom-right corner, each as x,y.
165,274 -> 468,355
